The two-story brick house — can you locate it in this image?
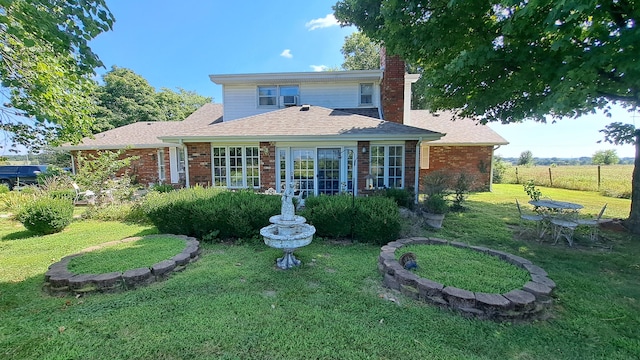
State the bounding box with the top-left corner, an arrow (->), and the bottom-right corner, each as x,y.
62,53 -> 507,196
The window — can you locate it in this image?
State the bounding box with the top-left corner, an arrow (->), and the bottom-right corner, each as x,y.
157,150 -> 166,182
420,145 -> 430,169
211,146 -> 260,188
258,85 -> 299,107
370,145 -> 404,188
360,83 -> 373,105
258,86 -> 277,106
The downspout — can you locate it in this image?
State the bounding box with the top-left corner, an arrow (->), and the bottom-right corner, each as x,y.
181,140 -> 190,188
415,138 -> 422,204
490,145 -> 501,192
71,153 -> 76,175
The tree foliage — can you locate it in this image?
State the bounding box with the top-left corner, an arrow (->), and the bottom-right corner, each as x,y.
0,0 -> 115,150
518,150 -> 534,166
93,67 -> 211,132
592,149 -> 620,165
335,0 -> 640,233
341,31 -> 381,70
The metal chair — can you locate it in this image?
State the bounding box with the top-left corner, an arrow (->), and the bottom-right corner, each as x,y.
576,204 -> 607,241
516,199 -> 545,238
549,217 -> 578,246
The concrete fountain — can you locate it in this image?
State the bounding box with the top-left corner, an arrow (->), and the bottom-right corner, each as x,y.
260,183 -> 316,269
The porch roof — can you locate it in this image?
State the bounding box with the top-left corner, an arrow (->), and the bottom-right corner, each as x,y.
160,105 -> 443,143
59,103 -> 223,150
410,110 -> 509,145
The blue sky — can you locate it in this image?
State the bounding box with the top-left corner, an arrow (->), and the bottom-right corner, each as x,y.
85,0 -> 637,159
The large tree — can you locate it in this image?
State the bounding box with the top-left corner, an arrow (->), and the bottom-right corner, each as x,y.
93,67 -> 211,132
334,0 -> 640,233
0,0 -> 114,150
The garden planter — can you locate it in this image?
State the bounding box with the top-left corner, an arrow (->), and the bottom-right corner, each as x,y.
424,212 -> 445,229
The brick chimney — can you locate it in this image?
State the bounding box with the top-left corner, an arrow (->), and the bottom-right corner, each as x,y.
380,47 -> 405,124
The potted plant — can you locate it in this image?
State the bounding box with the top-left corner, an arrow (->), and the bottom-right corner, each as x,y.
420,171 -> 451,229
422,193 -> 449,228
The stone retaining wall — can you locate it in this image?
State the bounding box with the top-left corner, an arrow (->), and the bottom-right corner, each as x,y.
379,237 -> 555,321
44,235 -> 200,296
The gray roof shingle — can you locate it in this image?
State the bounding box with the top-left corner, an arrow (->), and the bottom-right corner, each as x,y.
409,110 -> 508,145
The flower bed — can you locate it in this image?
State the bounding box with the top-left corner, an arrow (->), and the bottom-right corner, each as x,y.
43,235 -> 200,295
378,237 -> 555,321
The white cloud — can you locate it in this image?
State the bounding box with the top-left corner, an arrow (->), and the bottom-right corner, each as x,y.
309,65 -> 329,72
280,49 -> 293,58
305,14 -> 338,31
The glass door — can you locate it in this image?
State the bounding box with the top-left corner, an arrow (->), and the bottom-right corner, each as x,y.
291,149 -> 315,195
317,148 -> 341,195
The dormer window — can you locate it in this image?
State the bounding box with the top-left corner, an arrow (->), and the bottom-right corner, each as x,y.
258,86 -> 277,106
258,85 -> 299,107
360,83 -> 373,105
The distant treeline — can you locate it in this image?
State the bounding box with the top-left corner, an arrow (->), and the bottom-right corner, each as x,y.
500,157 -> 635,166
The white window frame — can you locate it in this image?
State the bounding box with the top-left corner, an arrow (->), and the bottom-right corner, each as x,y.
258,85 -> 299,108
157,149 -> 166,182
359,83 -> 373,105
211,146 -> 260,189
258,86 -> 278,107
369,145 -> 405,189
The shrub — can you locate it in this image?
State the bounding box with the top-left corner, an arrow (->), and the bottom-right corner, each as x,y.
0,184 -> 9,194
17,197 -> 74,235
140,187 -> 280,242
382,187 -> 415,209
82,201 -> 150,223
151,184 -> 175,193
48,189 -> 76,202
302,194 -> 401,245
301,194 -> 355,238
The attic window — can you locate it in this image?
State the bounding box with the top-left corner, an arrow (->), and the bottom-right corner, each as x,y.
360,83 -> 373,105
258,86 -> 277,106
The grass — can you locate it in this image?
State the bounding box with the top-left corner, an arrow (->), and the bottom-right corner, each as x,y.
67,235 -> 187,274
1,185 -> 639,359
500,164 -> 633,198
398,244 -> 531,293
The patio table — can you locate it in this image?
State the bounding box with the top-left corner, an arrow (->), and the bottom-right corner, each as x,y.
528,200 -> 583,246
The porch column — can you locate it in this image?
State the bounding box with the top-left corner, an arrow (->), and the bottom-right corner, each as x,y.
260,142 -> 277,191
357,141 -> 370,192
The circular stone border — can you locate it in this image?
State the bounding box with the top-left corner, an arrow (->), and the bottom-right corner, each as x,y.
378,237 -> 555,322
43,234 -> 201,296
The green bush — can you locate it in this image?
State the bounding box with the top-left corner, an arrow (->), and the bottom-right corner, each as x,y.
82,201 -> 150,223
140,187 -> 280,242
151,184 -> 175,193
17,197 -> 74,235
302,195 -> 401,245
48,189 -> 76,202
382,187 -> 414,209
0,184 -> 9,194
301,194 -> 355,238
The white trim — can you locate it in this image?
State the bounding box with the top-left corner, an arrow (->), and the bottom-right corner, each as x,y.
157,149 -> 166,182
210,70 -> 383,85
183,145 -> 190,188
169,147 -> 179,183
415,140 -> 421,204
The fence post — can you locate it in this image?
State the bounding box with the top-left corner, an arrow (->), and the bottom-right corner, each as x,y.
598,165 -> 601,190
515,167 -> 519,184
548,167 -> 553,187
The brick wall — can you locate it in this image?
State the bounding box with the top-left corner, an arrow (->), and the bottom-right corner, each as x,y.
420,145 -> 493,191
186,142 -> 212,186
260,142 -> 277,190
71,148 -> 162,185
404,140 -> 418,190
380,47 -> 405,124
357,141 -> 370,191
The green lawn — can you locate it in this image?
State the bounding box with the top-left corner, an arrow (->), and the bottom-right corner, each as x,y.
1,185 -> 639,359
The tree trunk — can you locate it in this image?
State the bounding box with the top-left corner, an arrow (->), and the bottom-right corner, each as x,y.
624,130 -> 640,234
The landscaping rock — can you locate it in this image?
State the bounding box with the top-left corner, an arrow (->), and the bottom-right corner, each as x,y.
426,238 -> 447,245
504,254 -> 533,266
503,289 -> 536,311
396,270 -> 420,287
68,274 -> 97,290
400,284 -> 419,300
443,286 -> 476,308
172,252 -> 191,266
449,241 -> 468,249
151,260 -> 176,278
383,273 -> 400,290
523,263 -> 548,277
469,245 -> 490,253
409,237 -> 430,244
416,278 -> 444,298
123,267 -> 152,288
522,281 -> 553,297
531,274 -> 556,289
93,272 -> 123,291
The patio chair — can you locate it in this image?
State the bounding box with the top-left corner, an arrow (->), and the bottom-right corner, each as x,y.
516,199 -> 545,238
549,216 -> 578,247
576,204 -> 607,242
72,183 -> 95,205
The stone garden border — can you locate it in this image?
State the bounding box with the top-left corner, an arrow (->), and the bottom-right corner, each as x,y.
378,237 -> 555,322
43,235 -> 200,296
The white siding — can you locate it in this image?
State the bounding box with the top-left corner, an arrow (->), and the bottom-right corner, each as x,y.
222,82 -> 380,121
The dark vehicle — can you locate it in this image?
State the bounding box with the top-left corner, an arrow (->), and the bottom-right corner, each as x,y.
0,165 -> 48,190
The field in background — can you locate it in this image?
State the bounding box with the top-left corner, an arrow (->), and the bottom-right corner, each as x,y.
499,164 -> 633,199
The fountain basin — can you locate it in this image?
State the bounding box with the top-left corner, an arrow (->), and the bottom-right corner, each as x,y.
260,224 -> 315,249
